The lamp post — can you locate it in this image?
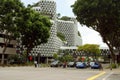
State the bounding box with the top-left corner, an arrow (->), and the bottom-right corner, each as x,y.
46,54 -> 48,64
32,52 -> 38,68
37,51 -> 40,67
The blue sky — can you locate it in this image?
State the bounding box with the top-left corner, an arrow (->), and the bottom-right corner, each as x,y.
21,0 -> 107,47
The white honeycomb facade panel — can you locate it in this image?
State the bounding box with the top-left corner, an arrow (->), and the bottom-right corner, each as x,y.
57,18 -> 82,46
32,0 -> 59,57
57,20 -> 76,46
33,0 -> 56,20
70,18 -> 82,46
76,36 -> 82,46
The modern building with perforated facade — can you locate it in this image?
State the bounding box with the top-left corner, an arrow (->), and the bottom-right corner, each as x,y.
32,0 -> 82,62
57,19 -> 82,46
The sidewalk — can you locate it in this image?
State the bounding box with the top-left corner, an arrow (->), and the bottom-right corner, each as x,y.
109,67 -> 120,80
103,67 -> 120,80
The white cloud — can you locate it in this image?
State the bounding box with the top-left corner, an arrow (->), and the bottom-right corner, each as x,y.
78,24 -> 107,47
65,0 -> 76,5
21,0 -> 39,6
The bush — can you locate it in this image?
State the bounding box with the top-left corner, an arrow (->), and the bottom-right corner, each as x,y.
8,54 -> 26,65
111,64 -> 117,68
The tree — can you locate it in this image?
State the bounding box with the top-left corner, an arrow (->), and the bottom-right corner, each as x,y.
71,0 -> 120,61
59,16 -> 71,21
64,54 -> 74,62
0,0 -> 24,64
59,53 -> 74,62
56,13 -> 61,18
78,31 -> 81,37
78,44 -> 101,59
57,32 -> 66,41
16,7 -> 51,59
53,53 -> 58,60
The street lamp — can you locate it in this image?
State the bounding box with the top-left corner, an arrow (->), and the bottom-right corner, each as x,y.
37,51 -> 41,67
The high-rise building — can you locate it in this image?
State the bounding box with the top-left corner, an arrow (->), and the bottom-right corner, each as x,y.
32,0 -> 60,59
57,18 -> 82,46
32,0 -> 82,62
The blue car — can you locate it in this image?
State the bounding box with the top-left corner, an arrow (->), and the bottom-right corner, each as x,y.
76,62 -> 86,68
90,62 -> 100,69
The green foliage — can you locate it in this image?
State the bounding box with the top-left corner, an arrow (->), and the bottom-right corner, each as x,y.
59,53 -> 74,62
16,7 -> 52,54
111,63 -> 117,68
57,32 -> 66,41
59,16 -> 71,21
64,54 -> 74,62
78,31 -> 81,37
0,0 -> 51,64
57,13 -> 61,18
40,63 -> 50,67
78,44 -> 101,55
0,0 -> 24,34
72,0 -> 120,28
107,63 -> 117,69
53,53 -> 58,60
0,0 -> 24,64
8,54 -> 20,61
72,0 -> 120,60
8,54 -> 26,63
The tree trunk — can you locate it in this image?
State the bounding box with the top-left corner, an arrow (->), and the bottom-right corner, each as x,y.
1,54 -> 5,65
26,47 -> 32,62
105,40 -> 115,62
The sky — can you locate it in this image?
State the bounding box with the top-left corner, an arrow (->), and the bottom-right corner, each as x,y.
21,0 -> 108,47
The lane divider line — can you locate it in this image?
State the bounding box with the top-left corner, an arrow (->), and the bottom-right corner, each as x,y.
87,71 -> 106,80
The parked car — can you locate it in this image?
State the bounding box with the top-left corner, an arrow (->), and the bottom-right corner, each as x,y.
90,62 -> 100,69
50,61 -> 62,67
76,62 -> 87,68
67,62 -> 75,67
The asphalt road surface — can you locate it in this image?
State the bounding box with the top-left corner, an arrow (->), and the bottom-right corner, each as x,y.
0,67 -> 119,80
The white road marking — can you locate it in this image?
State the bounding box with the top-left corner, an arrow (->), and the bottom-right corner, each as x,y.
102,72 -> 113,80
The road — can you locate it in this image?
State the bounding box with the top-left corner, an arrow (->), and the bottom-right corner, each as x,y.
0,67 -> 119,80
